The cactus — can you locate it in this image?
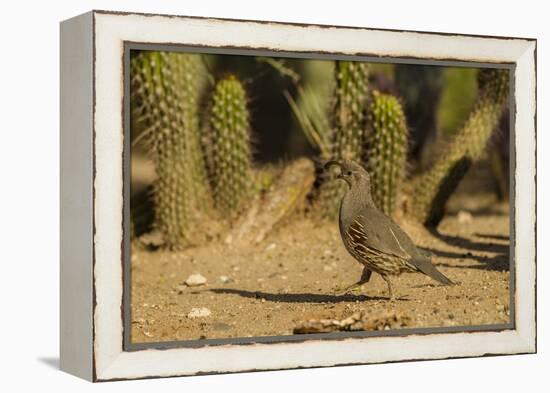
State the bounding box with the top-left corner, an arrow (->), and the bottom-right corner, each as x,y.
205,75 -> 253,214
131,51 -> 210,248
365,91 -> 408,216
409,68 -> 509,226
317,60 -> 370,218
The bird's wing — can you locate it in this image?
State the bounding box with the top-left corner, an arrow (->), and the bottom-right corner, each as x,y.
351,209 -> 454,285
350,207 -> 421,260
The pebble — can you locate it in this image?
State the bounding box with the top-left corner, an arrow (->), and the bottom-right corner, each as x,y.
185,274 -> 207,287
187,307 -> 211,318
265,243 -> 277,251
457,210 -> 473,224
219,275 -> 231,283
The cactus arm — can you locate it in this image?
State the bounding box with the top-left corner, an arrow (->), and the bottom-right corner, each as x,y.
317,61 -> 370,219
130,51 -> 209,248
365,91 -> 409,216
206,75 -> 253,214
410,68 -> 509,226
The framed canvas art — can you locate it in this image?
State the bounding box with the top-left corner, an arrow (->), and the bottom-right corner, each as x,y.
60,10 -> 536,381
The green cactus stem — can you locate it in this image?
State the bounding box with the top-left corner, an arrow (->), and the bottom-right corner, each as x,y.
365,91 -> 408,216
410,68 -> 509,226
318,60 -> 370,218
206,75 -> 253,214
131,50 -> 210,249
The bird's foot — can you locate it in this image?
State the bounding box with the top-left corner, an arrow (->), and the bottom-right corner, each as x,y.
336,285 -> 362,296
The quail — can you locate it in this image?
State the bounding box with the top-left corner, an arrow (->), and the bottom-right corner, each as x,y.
325,160 -> 454,300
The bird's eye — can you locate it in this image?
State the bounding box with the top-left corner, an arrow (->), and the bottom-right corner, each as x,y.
347,171 -> 352,176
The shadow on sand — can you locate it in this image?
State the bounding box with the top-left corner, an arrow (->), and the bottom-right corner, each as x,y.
418,228 -> 511,272
207,288 -> 393,303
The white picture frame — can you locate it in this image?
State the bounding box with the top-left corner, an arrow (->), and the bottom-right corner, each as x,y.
60,10 -> 536,382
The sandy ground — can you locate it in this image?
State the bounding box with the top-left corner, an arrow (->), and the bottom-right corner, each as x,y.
130,194 -> 510,343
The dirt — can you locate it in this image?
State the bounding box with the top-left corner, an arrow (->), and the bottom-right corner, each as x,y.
130,192 -> 510,343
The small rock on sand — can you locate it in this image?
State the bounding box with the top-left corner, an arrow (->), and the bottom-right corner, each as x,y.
188,307 -> 211,318
457,210 -> 473,224
185,274 -> 207,287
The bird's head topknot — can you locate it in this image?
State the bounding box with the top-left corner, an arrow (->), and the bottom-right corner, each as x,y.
324,160 -> 370,188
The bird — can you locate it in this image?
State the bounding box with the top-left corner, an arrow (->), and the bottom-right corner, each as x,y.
325,159 -> 454,300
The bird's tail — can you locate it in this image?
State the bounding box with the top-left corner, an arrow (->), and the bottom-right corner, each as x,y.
412,256 -> 455,286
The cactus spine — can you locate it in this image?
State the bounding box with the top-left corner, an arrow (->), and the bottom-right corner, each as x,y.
318,61 -> 370,218
365,91 -> 408,215
206,75 -> 253,214
410,68 -> 509,226
131,51 -> 209,248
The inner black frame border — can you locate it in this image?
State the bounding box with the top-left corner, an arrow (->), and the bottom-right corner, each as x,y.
122,41 -> 517,352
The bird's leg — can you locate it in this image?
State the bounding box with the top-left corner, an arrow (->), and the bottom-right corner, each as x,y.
381,275 -> 395,301
339,268 -> 372,294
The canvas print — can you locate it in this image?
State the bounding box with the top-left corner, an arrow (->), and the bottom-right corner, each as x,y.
128,49 -> 511,344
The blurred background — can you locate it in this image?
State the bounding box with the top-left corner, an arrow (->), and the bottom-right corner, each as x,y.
131,52 -> 510,210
